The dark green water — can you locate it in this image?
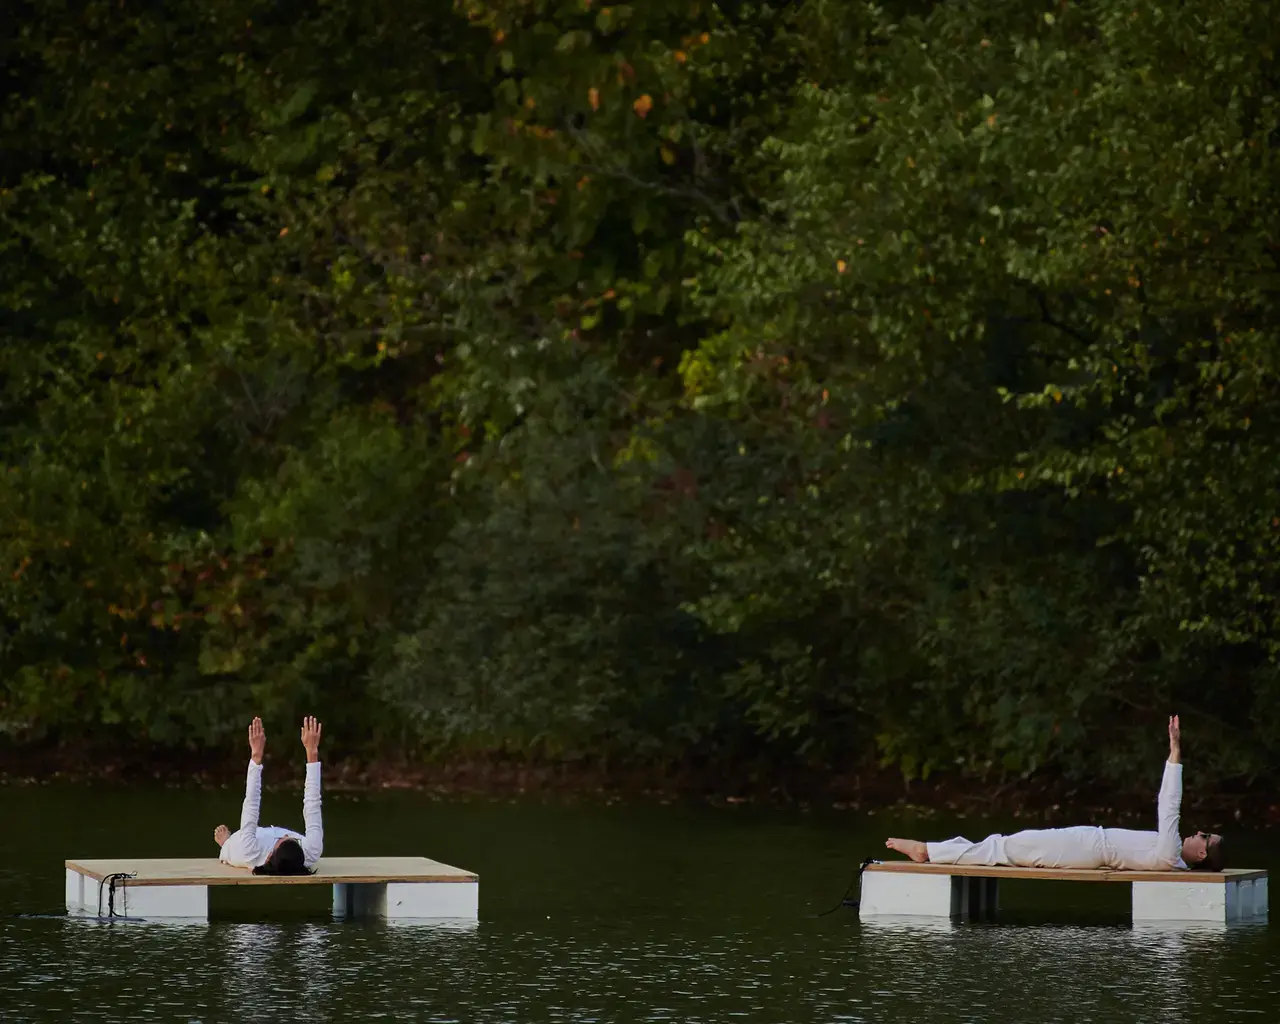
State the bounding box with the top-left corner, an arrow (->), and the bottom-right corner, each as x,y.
1,783 -> 1276,1022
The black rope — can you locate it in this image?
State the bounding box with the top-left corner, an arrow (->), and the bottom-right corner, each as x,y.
10,873 -> 144,920
815,857 -> 878,916
97,872 -> 136,918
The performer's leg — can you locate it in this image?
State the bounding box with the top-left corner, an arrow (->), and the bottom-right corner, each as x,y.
890,827 -> 1107,869
924,834 -> 1011,866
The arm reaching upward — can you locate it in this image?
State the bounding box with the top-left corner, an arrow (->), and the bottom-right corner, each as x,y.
240,760 -> 264,832
236,718 -> 266,863
1155,715 -> 1184,867
298,715 -> 324,866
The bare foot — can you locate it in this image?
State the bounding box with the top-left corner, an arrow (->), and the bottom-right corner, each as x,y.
214,824 -> 230,848
885,837 -> 929,863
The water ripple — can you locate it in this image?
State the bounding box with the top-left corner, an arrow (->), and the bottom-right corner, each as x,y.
0,914 -> 1275,1023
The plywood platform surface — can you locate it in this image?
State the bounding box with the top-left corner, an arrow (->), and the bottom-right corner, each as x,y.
66,856 -> 477,886
867,862 -> 1266,884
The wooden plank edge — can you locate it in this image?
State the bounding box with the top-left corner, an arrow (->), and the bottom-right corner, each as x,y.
118,875 -> 480,887
65,860 -> 478,885
865,862 -> 1266,883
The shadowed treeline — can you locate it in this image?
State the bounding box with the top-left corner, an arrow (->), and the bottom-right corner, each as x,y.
2,0 -> 1279,795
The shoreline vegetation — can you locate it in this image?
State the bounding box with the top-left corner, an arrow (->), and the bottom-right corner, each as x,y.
5,2 -> 1280,804
3,747 -> 1276,832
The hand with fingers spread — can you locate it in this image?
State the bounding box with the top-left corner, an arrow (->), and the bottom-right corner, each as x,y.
301,715 -> 323,763
248,717 -> 266,765
1168,714 -> 1181,764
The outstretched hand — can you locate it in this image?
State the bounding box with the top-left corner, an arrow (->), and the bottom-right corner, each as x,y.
301,715 -> 322,763
248,717 -> 266,765
1168,714 -> 1181,764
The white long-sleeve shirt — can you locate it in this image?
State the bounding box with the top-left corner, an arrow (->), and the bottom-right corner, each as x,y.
218,760 -> 324,869
1098,760 -> 1187,870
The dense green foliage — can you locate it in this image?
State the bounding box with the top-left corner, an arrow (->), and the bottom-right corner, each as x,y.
2,0 -> 1278,792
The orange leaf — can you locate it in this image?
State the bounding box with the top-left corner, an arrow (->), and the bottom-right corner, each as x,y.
588,87 -> 600,111
633,94 -> 653,118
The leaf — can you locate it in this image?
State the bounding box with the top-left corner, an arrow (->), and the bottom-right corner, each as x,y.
279,82 -> 317,123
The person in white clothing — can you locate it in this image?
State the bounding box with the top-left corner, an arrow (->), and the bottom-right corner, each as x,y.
213,716 -> 324,875
885,716 -> 1224,871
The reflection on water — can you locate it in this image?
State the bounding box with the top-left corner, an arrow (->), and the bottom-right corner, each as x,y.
220,923 -> 338,1022
1,916 -> 1273,1024
860,922 -> 1226,1022
0,787 -> 1275,1022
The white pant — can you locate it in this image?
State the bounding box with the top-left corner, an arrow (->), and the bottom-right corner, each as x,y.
927,826 -> 1107,870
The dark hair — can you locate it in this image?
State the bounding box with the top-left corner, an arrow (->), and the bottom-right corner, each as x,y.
1189,834 -> 1225,872
252,839 -> 312,876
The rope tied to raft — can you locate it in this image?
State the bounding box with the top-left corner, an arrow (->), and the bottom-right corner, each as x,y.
97,872 -> 137,918
815,856 -> 878,916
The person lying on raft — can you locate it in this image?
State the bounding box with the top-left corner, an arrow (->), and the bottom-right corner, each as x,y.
213,716 -> 324,876
885,716 -> 1224,871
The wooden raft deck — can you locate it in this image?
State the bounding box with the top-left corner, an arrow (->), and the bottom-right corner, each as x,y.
65,856 -> 479,921
66,856 -> 476,886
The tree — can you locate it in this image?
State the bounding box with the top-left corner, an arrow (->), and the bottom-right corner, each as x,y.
685,0 -> 1280,783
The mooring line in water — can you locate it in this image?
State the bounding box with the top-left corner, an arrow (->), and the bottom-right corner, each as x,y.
98,872 -> 137,919
12,876 -> 146,923
814,857 -> 878,917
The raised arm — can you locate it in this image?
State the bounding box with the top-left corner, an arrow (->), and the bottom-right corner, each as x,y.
298,715 -> 324,865
1155,715 -> 1184,866
236,718 -> 266,861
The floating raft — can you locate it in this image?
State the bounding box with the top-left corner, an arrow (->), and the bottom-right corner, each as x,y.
860,862 -> 1268,924
65,856 -> 478,922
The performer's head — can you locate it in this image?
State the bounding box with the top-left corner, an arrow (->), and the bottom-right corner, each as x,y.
253,838 -> 309,876
1182,831 -> 1224,871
